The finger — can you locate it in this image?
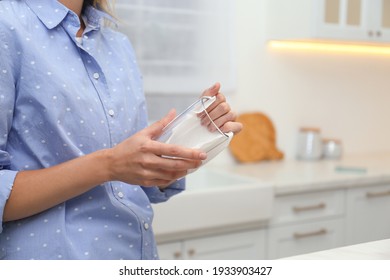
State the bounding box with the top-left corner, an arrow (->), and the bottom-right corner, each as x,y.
145,141 -> 207,161
201,92 -> 227,116
205,111 -> 237,132
140,152 -> 203,172
203,101 -> 231,123
142,167 -> 189,182
145,109 -> 176,138
219,121 -> 243,134
129,152 -> 199,182
201,82 -> 221,98
199,102 -> 231,130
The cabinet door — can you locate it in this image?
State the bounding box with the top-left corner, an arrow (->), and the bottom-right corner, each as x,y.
267,218 -> 344,259
371,0 -> 390,41
115,0 -> 236,95
346,184 -> 390,246
316,0 -> 371,40
157,242 -> 183,260
184,229 -> 266,260
270,189 -> 344,226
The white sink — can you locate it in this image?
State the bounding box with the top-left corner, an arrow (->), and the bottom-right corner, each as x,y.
152,168 -> 274,237
186,168 -> 258,190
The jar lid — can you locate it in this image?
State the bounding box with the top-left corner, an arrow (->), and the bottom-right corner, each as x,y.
299,127 -> 321,133
322,138 -> 342,144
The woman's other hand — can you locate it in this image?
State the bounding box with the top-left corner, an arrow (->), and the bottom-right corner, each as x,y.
200,82 -> 243,134
105,110 -> 207,187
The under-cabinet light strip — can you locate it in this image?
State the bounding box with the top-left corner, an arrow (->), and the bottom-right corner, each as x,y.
269,40 -> 390,55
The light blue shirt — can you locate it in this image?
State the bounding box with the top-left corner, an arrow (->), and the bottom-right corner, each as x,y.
0,0 -> 184,260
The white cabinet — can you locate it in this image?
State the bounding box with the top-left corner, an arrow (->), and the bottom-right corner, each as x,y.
115,0 -> 236,95
158,242 -> 183,260
268,219 -> 345,259
315,0 -> 371,41
267,190 -> 345,259
157,229 -> 267,260
346,184 -> 390,246
267,0 -> 390,42
370,0 -> 390,41
157,183 -> 390,259
317,0 -> 390,41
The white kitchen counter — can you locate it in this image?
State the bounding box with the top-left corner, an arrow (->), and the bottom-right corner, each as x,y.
154,153 -> 390,239
220,153 -> 390,195
284,238 -> 390,259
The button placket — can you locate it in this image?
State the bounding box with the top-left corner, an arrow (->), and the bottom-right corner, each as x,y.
82,48 -> 122,150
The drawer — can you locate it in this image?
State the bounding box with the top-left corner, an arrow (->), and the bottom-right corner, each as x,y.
158,242 -> 183,260
270,189 -> 345,225
267,218 -> 345,259
184,229 -> 266,260
346,184 -> 390,245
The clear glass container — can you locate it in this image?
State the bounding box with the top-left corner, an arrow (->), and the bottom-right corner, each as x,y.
322,138 -> 342,159
296,127 -> 322,160
156,96 -> 233,172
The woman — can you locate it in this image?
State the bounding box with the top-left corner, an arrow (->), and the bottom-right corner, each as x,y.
0,0 -> 242,259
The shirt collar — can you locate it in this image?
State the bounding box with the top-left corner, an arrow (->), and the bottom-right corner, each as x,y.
83,5 -> 118,29
24,0 -> 117,30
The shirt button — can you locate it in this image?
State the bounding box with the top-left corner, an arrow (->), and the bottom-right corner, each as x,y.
93,72 -> 100,80
108,109 -> 115,117
144,222 -> 150,230
117,192 -> 124,198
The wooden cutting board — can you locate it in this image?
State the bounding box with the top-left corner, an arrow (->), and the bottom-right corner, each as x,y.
229,112 -> 284,163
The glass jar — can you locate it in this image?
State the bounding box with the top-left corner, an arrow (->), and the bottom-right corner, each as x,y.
322,138 -> 342,159
296,127 -> 322,160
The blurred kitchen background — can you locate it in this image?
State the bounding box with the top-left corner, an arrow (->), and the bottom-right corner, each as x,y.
115,0 -> 390,260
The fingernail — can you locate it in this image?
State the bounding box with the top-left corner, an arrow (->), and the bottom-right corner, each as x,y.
210,83 -> 217,90
208,125 -> 216,132
197,112 -> 205,118
200,152 -> 207,160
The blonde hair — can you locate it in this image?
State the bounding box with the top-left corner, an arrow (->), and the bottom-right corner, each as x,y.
84,0 -> 114,15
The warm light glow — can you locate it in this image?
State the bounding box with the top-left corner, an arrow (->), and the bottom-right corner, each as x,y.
269,40 -> 390,55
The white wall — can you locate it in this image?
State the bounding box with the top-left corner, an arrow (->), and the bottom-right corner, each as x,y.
228,0 -> 390,160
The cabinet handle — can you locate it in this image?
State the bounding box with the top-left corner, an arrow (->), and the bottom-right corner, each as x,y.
293,228 -> 328,239
368,30 -> 374,37
292,202 -> 326,213
376,30 -> 382,37
187,248 -> 196,257
173,251 -> 182,259
366,190 -> 390,198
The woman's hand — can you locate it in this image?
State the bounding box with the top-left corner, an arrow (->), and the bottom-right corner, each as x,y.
105,82 -> 241,188
105,110 -> 207,187
200,82 -> 243,134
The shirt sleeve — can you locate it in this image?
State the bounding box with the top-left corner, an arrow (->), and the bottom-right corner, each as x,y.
141,177 -> 186,204
0,22 -> 19,233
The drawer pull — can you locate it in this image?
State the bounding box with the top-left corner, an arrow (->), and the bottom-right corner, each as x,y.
293,228 -> 328,239
293,202 -> 326,213
366,190 -> 390,198
187,248 -> 196,257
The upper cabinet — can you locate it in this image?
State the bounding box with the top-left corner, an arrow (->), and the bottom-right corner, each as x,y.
267,0 -> 390,43
114,0 -> 236,95
370,0 -> 390,41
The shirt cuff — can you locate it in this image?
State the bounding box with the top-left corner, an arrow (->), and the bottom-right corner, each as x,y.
142,177 -> 186,204
0,170 -> 17,233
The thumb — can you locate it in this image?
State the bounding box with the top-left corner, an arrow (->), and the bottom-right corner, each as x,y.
201,82 -> 221,97
146,109 -> 176,138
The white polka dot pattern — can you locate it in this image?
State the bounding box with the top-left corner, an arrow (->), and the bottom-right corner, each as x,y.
0,0 -> 185,260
